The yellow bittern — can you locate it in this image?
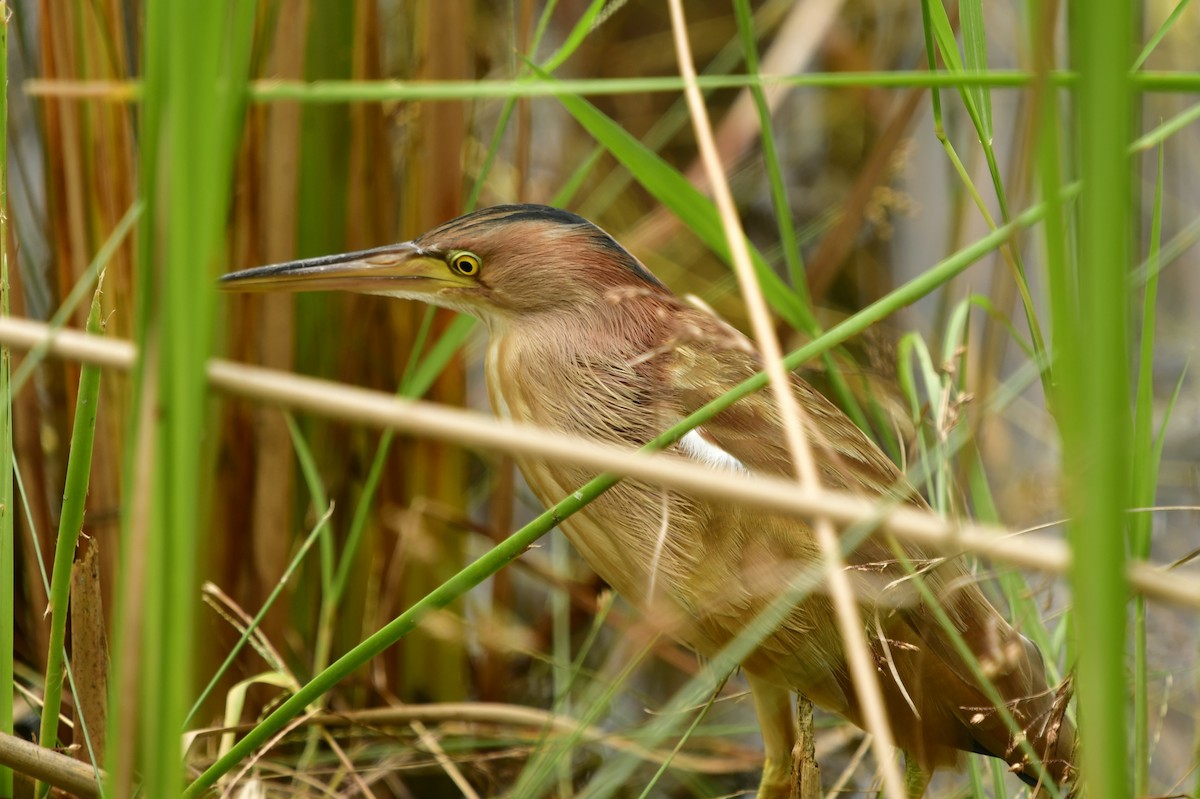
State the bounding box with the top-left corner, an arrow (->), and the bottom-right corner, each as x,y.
221,204 -> 1074,795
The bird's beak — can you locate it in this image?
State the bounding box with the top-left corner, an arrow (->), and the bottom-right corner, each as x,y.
219,242 -> 467,296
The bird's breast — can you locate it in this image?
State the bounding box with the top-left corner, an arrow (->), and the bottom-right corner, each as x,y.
484,332 -> 700,606
483,329 -> 853,696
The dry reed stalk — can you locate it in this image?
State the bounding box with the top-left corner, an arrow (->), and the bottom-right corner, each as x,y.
335,0 -> 396,698
667,3 -> 905,796
69,539 -> 107,761
2,316 -> 1196,613
5,249 -> 53,666
26,0 -> 134,760
188,701 -> 761,775
0,729 -> 104,798
682,0 -> 845,193
247,0 -> 307,648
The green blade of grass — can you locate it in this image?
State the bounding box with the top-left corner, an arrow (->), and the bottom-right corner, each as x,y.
105,2 -> 255,795
150,4 -> 253,793
184,505 -> 334,729
285,411 -> 339,772
725,0 -> 892,453
922,0 -> 1049,389
906,331 -> 958,509
532,65 -> 816,334
1133,0 -> 1195,70
1130,101 -> 1200,152
517,590 -> 615,796
510,637 -> 658,798
579,0 -> 784,220
540,0 -> 609,74
1065,0 -> 1134,794
244,70 -> 1080,104
466,0 -> 565,213
730,0 -> 807,296
36,281 -> 104,795
288,411 -> 335,678
9,203 -> 140,396
1131,144 -> 1165,797
327,312 -> 477,617
968,450 -> 1063,684
960,0 -> 993,142
632,678 -> 722,799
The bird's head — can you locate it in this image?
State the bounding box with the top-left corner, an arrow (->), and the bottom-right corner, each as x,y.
220,204 -> 668,329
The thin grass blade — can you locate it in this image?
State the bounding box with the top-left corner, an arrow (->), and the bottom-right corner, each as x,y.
36,281 -> 104,794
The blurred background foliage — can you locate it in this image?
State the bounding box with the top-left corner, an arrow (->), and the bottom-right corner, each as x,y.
3,0 -> 1198,796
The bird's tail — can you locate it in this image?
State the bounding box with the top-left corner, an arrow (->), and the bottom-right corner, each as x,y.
973,674 -> 1076,791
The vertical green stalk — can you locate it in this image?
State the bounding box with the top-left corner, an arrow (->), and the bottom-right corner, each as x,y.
106,1 -> 253,795
1130,146 -> 1164,797
1034,0 -> 1072,364
728,0 -> 888,449
36,283 -> 104,795
105,0 -> 164,785
0,3 -> 12,796
921,0 -> 1050,386
1065,0 -> 1133,794
729,0 -> 806,300
1029,0 -> 1074,694
157,3 -> 252,795
549,533 -> 572,796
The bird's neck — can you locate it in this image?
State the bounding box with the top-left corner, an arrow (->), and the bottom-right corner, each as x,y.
484,304 -> 667,434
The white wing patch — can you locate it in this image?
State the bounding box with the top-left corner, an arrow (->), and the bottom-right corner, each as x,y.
680,429 -> 747,472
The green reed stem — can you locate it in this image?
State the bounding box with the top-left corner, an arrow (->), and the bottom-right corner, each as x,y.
35,283 -> 104,796
1131,146 -> 1165,797
1064,1 -> 1133,794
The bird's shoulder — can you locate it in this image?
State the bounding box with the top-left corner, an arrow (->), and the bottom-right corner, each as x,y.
656,305 -> 905,496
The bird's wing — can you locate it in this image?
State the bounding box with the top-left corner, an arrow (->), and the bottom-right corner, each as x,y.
660,310 -> 927,560
659,310 -> 1064,767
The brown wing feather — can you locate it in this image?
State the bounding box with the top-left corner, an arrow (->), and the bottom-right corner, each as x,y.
661,307 -> 1074,783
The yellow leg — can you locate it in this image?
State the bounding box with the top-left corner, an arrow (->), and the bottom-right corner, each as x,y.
747,673 -> 796,799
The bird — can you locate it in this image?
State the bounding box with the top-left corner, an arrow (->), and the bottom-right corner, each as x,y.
220,204 -> 1075,796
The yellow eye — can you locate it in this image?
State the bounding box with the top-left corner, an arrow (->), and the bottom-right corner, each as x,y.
450,251 -> 481,276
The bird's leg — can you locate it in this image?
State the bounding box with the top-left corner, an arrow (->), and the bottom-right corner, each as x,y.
903,752 -> 930,798
747,673 -> 796,799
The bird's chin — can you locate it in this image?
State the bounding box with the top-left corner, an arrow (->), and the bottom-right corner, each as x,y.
376,284 -> 485,319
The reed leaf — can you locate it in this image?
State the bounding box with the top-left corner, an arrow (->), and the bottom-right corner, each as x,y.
1063,1 -> 1134,793
36,280 -> 103,794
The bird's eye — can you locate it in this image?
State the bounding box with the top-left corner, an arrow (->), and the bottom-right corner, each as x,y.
450,251 -> 481,276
